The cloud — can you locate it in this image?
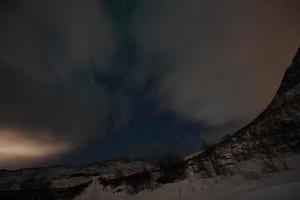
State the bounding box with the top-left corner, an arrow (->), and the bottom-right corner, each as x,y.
0,0 -> 117,166
134,0 -> 300,139
0,0 -> 116,80
1,0 -> 300,168
0,128 -> 75,169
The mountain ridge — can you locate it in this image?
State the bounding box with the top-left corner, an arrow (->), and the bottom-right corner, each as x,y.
185,47 -> 300,177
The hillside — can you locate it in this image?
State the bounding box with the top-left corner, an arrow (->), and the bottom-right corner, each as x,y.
185,47 -> 300,178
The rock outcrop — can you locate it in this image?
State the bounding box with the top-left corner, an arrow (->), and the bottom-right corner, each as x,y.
186,47 -> 300,178
0,160 -> 155,200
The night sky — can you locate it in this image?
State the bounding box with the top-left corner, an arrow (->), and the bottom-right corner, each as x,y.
0,0 -> 300,169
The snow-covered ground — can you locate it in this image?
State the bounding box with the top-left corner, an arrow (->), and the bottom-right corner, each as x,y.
73,177 -> 112,200
73,176 -> 130,200
73,154 -> 300,200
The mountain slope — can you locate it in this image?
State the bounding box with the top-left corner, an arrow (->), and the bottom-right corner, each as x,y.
186,47 -> 300,177
0,160 -> 155,200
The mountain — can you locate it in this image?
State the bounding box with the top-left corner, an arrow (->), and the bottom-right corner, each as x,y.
0,48 -> 299,200
184,47 -> 300,178
0,160 -> 155,200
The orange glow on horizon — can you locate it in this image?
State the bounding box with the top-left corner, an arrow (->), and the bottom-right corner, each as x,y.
0,129 -> 74,161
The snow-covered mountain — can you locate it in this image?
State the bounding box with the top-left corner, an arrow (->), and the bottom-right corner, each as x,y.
1,48 -> 300,200
184,47 -> 300,178
0,160 -> 156,200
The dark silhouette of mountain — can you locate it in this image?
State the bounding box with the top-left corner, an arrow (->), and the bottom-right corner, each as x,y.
185,47 -> 300,177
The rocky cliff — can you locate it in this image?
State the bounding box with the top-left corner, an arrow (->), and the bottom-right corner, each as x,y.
185,47 -> 300,178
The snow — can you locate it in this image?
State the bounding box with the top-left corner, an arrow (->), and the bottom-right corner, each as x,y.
73,177 -> 106,200
73,178 -> 300,200
131,154 -> 300,200
72,154 -> 300,200
233,182 -> 300,200
73,177 -> 129,200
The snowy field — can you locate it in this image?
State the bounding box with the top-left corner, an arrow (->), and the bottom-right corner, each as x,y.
73,155 -> 300,200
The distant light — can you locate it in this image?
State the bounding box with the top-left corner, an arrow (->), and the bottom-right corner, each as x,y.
0,129 -> 73,160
